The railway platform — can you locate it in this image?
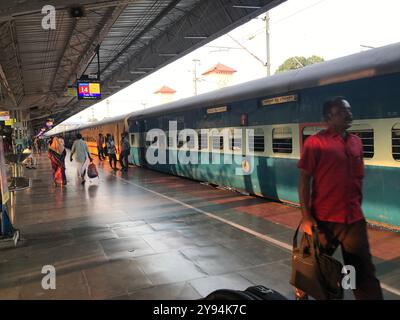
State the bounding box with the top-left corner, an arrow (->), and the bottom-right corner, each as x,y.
0,152 -> 399,300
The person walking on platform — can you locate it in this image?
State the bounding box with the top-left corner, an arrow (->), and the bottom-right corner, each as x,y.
33,138 -> 40,155
296,96 -> 383,300
119,132 -> 130,172
70,133 -> 92,185
106,133 -> 118,171
23,146 -> 37,169
48,136 -> 67,185
58,135 -> 66,168
97,133 -> 105,161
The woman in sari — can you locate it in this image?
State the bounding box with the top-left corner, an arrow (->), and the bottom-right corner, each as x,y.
48,137 -> 67,185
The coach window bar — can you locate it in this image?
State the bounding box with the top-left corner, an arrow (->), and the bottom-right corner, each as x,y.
348,123 -> 374,159
392,123 -> 400,161
198,130 -> 209,151
249,128 -> 265,153
272,127 -> 293,154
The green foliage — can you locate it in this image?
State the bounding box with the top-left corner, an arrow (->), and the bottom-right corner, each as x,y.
275,55 -> 324,74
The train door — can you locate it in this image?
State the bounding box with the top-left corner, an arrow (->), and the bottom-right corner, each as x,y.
299,123 -> 326,153
139,120 -> 147,167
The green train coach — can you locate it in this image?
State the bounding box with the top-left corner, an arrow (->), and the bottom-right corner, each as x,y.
126,42 -> 400,230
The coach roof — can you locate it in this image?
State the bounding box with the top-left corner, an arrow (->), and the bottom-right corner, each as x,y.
127,41 -> 400,120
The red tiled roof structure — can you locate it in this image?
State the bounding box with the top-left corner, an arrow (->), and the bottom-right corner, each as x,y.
154,86 -> 176,94
201,63 -> 237,76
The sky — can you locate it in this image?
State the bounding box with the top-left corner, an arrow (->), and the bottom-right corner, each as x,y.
58,0 -> 400,127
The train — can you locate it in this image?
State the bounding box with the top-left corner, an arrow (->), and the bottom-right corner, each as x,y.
59,114 -> 127,157
51,42 -> 400,230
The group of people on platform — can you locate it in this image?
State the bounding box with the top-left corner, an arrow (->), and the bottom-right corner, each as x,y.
97,132 -> 130,172
47,132 -> 130,186
42,97 -> 383,300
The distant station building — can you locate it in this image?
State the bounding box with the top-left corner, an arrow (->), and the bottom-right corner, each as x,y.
201,63 -> 237,90
154,85 -> 177,104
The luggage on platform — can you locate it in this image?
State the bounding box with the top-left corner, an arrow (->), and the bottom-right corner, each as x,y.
87,163 -> 99,179
203,285 -> 287,300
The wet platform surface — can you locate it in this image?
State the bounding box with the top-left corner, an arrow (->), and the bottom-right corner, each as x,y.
1,152 -> 400,300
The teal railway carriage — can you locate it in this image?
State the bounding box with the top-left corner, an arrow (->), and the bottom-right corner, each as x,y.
52,114 -> 128,158
126,42 -> 400,230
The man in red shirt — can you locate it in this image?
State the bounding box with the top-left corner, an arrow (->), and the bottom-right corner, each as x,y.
296,97 -> 383,300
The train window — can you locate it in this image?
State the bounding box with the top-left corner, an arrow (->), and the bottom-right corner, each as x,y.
166,132 -> 174,148
178,134 -> 195,149
129,134 -> 135,146
248,128 -> 265,152
186,135 -> 195,149
302,126 -> 324,144
198,132 -> 208,150
145,135 -> 158,147
229,136 -> 242,151
212,135 -> 224,150
272,127 -> 292,154
349,124 -> 374,159
392,123 -> 400,161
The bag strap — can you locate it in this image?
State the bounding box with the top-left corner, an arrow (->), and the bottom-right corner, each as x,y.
292,222 -> 301,249
311,226 -> 321,256
311,227 -> 343,298
293,222 -> 322,257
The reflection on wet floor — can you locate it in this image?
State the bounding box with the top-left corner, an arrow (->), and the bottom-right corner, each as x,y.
0,152 -> 399,300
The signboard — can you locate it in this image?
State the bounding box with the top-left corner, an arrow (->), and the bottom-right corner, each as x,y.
0,137 -> 9,204
207,106 -> 228,114
262,94 -> 298,106
0,111 -> 10,121
4,119 -> 14,126
77,81 -> 101,100
67,86 -> 77,97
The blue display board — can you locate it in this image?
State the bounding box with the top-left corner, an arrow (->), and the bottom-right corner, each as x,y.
77,81 -> 101,100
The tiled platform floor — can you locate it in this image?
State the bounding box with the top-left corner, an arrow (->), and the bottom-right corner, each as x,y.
0,152 -> 399,300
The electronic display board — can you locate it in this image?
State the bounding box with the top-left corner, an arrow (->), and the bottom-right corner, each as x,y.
77,81 -> 101,100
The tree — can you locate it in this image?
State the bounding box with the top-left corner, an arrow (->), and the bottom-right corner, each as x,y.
275,55 -> 324,74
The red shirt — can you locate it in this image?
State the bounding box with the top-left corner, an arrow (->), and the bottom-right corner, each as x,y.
297,129 -> 365,224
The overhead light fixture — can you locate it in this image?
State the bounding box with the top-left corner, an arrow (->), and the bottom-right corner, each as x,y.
70,6 -> 84,17
108,85 -> 121,89
130,71 -> 146,74
116,80 -> 131,83
136,67 -> 154,70
184,36 -> 207,39
158,53 -> 178,57
232,5 -> 261,9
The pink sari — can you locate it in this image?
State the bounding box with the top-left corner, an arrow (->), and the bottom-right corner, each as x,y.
48,138 -> 66,185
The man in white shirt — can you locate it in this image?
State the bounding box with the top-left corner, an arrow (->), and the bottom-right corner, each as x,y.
70,133 -> 92,184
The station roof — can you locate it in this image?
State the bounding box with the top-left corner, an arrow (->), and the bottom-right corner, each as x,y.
0,0 -> 285,131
